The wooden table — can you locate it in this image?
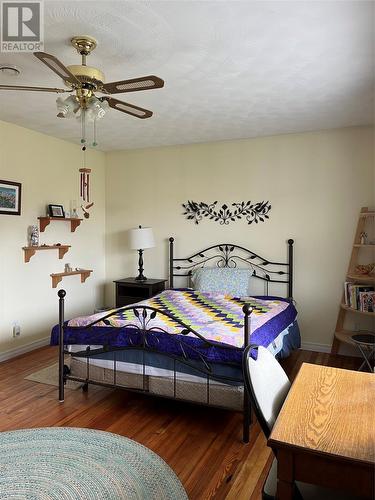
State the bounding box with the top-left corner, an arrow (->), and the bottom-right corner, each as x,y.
268,363 -> 375,499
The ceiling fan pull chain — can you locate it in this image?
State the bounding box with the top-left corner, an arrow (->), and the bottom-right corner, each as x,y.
81,108 -> 86,146
80,129 -> 87,202
92,118 -> 98,147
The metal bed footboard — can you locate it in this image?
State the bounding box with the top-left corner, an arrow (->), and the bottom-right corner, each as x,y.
58,292 -> 253,442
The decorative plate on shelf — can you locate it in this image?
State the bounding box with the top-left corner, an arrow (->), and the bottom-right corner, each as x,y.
355,263 -> 375,275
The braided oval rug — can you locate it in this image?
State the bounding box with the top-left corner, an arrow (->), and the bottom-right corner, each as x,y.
0,427 -> 188,500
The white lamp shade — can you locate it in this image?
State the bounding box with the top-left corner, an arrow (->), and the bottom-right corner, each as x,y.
129,227 -> 155,250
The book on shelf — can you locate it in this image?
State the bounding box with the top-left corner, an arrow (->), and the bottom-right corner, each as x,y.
359,291 -> 374,313
344,282 -> 374,310
344,281 -> 351,306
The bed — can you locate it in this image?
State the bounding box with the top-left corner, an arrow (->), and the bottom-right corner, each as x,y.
52,238 -> 299,442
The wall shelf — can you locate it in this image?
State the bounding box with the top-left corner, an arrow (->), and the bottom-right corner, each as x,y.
50,269 -> 93,288
346,274 -> 375,283
340,303 -> 374,316
23,245 -> 71,263
353,244 -> 375,248
38,217 -> 83,233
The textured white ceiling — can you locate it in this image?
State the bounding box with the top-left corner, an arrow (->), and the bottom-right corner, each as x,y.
0,0 -> 373,151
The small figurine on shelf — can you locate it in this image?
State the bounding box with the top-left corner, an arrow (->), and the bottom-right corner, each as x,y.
360,231 -> 368,245
29,225 -> 39,247
70,200 -> 79,219
64,263 -> 73,273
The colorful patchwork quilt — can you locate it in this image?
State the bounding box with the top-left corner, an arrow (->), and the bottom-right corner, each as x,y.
51,290 -> 298,364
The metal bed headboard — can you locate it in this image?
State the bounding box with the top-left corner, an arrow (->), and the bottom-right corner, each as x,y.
169,237 -> 294,299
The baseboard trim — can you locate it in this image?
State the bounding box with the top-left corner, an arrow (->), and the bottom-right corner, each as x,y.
0,337 -> 50,363
301,341 -> 360,357
300,342 -> 332,353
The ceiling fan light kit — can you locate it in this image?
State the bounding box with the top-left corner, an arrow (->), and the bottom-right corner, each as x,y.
0,35 -> 164,148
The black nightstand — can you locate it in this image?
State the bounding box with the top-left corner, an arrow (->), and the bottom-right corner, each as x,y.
113,278 -> 168,307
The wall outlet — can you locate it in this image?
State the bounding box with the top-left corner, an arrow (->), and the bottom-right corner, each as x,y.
13,323 -> 21,338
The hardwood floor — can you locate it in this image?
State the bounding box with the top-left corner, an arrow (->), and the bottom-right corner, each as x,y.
0,347 -> 361,499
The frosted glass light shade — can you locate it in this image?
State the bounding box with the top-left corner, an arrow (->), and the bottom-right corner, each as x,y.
129,227 -> 155,250
56,95 -> 79,118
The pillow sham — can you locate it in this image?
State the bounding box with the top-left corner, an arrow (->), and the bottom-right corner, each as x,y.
191,267 -> 251,297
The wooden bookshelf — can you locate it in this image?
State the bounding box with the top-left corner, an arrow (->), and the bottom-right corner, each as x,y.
332,207 -> 375,354
50,269 -> 93,288
23,245 -> 71,263
38,217 -> 83,233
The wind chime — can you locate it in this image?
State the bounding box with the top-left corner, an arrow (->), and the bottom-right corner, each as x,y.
79,167 -> 93,218
79,109 -> 94,218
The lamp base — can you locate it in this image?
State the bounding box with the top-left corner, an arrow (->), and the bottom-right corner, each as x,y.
135,249 -> 147,281
135,273 -> 147,281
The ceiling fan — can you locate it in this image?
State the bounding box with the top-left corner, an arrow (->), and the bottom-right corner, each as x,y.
0,35 -> 164,120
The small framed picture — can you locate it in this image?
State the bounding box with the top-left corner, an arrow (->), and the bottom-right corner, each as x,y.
48,204 -> 65,218
0,180 -> 22,216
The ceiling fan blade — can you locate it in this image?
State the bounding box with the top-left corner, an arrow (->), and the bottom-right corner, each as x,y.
0,84 -> 68,93
102,97 -> 153,119
34,52 -> 81,87
101,75 -> 164,94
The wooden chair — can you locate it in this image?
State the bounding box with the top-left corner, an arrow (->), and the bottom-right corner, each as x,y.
242,345 -> 361,500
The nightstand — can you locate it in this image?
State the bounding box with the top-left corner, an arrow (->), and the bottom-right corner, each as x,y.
113,278 -> 168,307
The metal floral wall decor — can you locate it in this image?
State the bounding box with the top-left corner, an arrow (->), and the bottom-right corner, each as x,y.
182,200 -> 271,225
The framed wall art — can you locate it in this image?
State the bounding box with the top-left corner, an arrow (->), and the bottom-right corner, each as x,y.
48,204 -> 65,218
0,180 -> 22,216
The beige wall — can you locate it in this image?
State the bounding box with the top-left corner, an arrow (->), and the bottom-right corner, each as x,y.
0,120 -> 106,355
0,123 -> 373,356
105,127 -> 374,350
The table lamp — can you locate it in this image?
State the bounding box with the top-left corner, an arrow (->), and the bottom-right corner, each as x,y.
129,226 -> 155,281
